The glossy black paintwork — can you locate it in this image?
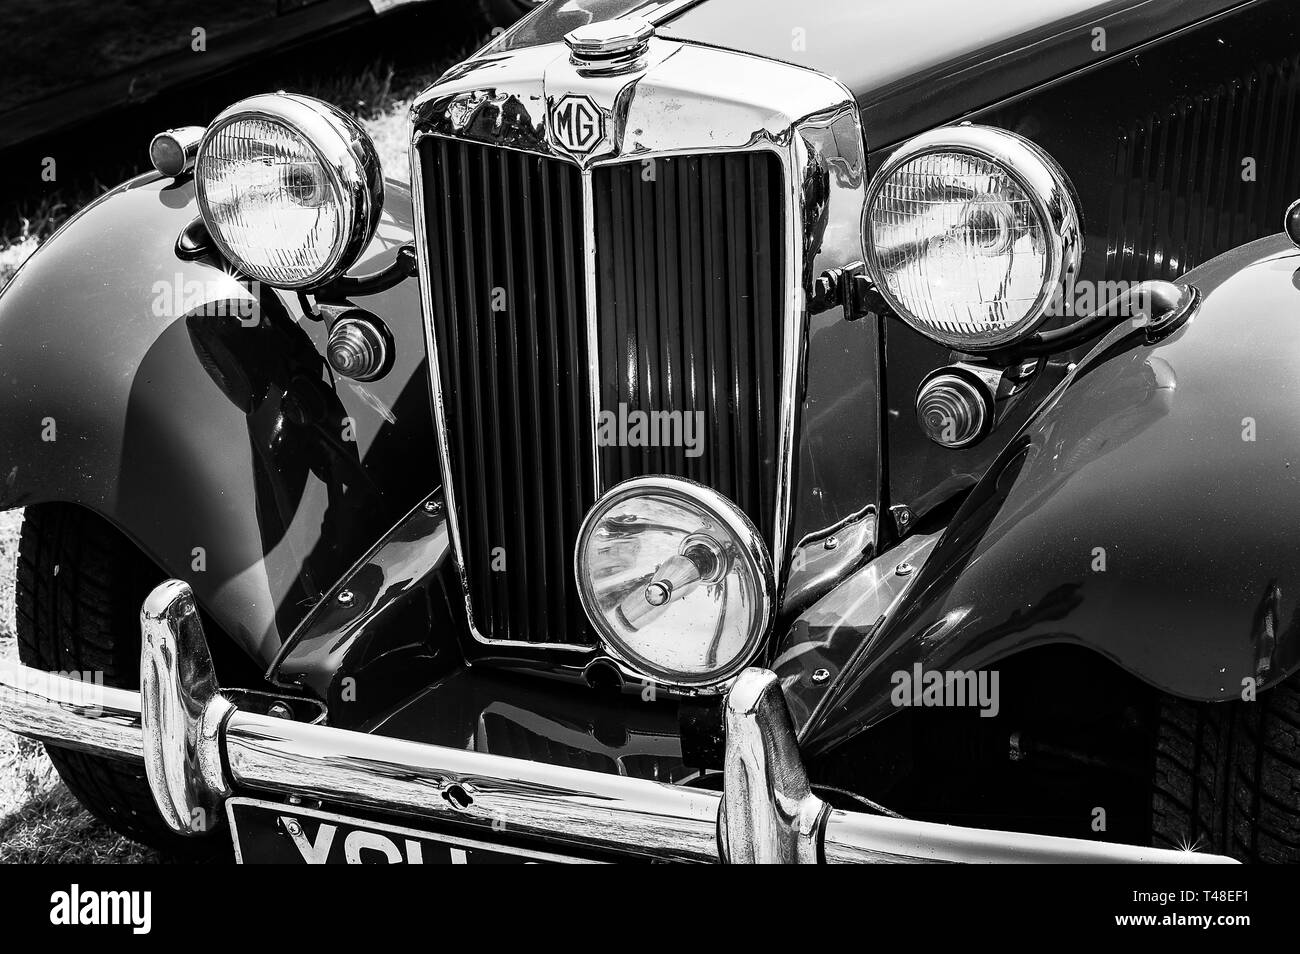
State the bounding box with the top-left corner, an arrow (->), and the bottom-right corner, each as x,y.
666,0 -> 1245,150
803,235 -> 1300,754
364,665 -> 693,784
881,0 -> 1300,530
271,492 -> 461,718
496,0 -> 1242,149
0,174 -> 437,670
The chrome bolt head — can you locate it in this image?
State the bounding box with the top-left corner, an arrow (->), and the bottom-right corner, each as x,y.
824,535 -> 839,551
423,498 -> 442,515
812,667 -> 831,685
644,581 -> 671,606
336,589 -> 356,606
895,562 -> 915,577
283,818 -> 303,837
267,702 -> 293,720
1010,357 -> 1040,380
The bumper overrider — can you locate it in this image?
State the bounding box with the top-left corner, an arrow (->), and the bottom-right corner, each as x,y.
0,580 -> 1233,863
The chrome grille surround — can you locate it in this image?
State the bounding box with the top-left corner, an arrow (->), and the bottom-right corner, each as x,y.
409,36 -> 868,666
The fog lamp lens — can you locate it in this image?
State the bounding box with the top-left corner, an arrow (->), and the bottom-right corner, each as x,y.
575,477 -> 774,686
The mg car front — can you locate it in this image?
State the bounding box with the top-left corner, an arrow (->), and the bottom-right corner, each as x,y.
2,0 -> 1300,863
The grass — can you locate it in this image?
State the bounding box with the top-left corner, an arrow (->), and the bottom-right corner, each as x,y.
0,6 -> 479,862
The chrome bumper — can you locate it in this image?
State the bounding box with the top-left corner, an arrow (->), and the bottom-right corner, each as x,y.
0,580 -> 1234,863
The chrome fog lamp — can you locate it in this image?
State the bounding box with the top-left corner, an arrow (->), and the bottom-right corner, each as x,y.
575,477 -> 775,687
862,124 -> 1081,351
195,93 -> 383,289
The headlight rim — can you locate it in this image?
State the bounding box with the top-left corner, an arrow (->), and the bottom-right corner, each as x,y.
861,123 -> 1082,352
574,475 -> 776,690
195,92 -> 384,291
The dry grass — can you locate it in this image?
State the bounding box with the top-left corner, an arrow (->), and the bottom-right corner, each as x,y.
0,12 -> 475,862
0,513 -> 148,863
0,513 -> 152,863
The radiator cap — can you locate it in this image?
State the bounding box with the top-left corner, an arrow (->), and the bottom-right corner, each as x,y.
564,17 -> 654,71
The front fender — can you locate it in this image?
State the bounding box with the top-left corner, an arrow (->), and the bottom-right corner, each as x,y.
0,173 -> 436,671
800,233 -> 1300,755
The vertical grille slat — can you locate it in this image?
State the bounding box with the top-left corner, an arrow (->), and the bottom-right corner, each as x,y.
420,141 -> 784,647
593,153 -> 785,540
1106,53 -> 1300,282
420,139 -> 594,646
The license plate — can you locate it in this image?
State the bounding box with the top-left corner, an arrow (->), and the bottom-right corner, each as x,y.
226,797 -> 592,864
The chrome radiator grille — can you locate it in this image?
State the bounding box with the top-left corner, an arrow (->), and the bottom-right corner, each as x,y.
418,139 -> 786,647
419,138 -> 595,646
593,154 -> 785,541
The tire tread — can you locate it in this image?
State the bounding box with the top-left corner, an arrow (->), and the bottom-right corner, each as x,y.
1152,683 -> 1300,862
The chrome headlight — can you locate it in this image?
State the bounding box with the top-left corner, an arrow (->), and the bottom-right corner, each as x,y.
575,477 -> 775,688
862,125 -> 1081,351
195,93 -> 383,289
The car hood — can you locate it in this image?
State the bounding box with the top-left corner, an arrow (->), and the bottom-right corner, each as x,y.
489,0 -> 1241,149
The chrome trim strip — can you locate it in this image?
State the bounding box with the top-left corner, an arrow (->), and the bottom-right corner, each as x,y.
638,0 -> 707,22
773,131 -> 804,587
819,810 -> 1230,864
0,664 -> 143,761
0,581 -> 1240,864
407,133 -> 478,650
581,167 -> 603,497
224,706 -> 720,862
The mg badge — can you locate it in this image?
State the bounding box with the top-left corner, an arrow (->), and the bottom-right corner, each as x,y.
550,94 -> 604,155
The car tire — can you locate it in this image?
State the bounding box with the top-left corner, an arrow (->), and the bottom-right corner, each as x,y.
1151,681 -> 1300,862
15,504 -> 227,858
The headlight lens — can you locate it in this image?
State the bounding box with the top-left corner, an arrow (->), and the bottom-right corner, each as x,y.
862,125 -> 1081,351
196,94 -> 382,289
575,477 -> 774,687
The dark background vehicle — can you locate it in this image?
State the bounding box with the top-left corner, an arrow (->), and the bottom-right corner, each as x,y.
0,0 -> 538,152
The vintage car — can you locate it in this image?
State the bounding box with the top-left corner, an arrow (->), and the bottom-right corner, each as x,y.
1,0 -> 1298,864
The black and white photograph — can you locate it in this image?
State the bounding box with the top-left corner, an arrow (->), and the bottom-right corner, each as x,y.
0,0 -> 1292,912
